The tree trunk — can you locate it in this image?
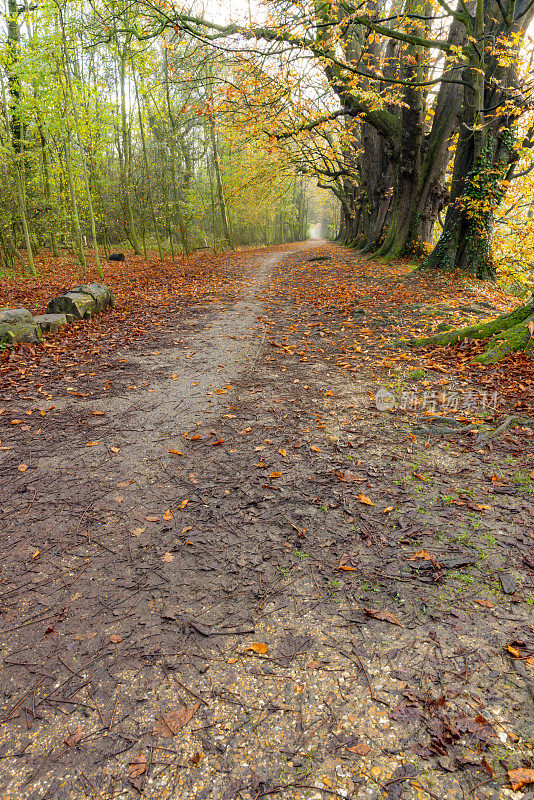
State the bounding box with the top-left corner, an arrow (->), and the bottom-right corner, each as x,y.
402,295 -> 534,363
64,135 -> 86,271
58,7 -> 103,278
119,45 -> 142,255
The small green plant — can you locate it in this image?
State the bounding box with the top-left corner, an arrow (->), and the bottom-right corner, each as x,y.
514,468 -> 534,494
407,369 -> 426,380
294,550 -> 309,560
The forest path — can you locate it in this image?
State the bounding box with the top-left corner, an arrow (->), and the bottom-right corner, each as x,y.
0,242 -> 533,800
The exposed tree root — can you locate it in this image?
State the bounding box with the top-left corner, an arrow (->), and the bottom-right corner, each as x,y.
398,295 -> 534,363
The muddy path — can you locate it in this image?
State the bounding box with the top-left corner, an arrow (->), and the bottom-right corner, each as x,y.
0,242 -> 533,800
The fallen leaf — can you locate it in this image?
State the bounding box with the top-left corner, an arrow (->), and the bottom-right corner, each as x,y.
163,509 -> 173,521
191,751 -> 203,766
474,598 -> 493,608
270,471 -> 282,478
128,753 -> 148,790
132,527 -> 145,536
227,657 -> 238,664
170,449 -> 184,455
481,756 -> 493,777
278,448 -> 287,456
180,498 -> 189,508
347,742 -> 371,756
110,446 -> 120,453
310,445 -> 321,452
109,634 -> 122,643
162,552 -> 174,562
413,472 -> 427,481
508,768 -> 534,792
117,480 -> 133,488
17,463 -> 28,472
357,494 -> 375,506
382,505 -> 394,513
85,441 -> 99,446
145,515 -> 160,522
364,608 -> 404,627
153,703 -> 200,736
115,495 -> 124,503
31,549 -> 40,559
246,642 -> 268,654
507,644 -> 522,658
64,727 -> 84,747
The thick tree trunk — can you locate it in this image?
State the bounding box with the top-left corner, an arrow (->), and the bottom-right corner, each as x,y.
401,295 -> 534,363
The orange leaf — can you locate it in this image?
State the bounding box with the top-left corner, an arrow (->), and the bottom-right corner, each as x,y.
507,645 -> 521,658
86,441 -> 99,446
109,634 -> 122,643
310,445 -> 321,452
246,642 -> 268,654
382,505 -> 394,513
278,448 -> 287,456
170,449 -> 184,455
270,471 -> 282,478
110,446 -> 120,453
17,463 -> 28,472
180,498 -> 189,508
357,494 -> 375,506
145,515 -> 160,522
163,509 -> 173,521
508,768 -> 534,792
64,726 -> 84,747
339,564 -> 357,571
474,598 -> 493,608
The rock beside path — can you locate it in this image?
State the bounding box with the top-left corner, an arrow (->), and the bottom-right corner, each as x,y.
0,307 -> 42,345
47,282 -> 114,319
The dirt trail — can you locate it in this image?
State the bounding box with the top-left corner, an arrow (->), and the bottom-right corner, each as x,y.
0,242 -> 533,800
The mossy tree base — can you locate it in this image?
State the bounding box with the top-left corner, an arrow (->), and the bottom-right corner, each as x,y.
400,295 -> 534,363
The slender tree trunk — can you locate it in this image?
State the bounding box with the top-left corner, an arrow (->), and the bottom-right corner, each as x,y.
207,113 -> 233,249
119,44 -> 142,254
6,0 -> 36,275
133,69 -> 163,260
64,136 -> 86,270
58,8 -> 103,278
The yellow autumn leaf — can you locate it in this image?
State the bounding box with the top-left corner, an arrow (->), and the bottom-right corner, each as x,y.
270,471 -> 282,478
357,494 -> 375,506
278,448 -> 287,456
163,509 -> 173,521
310,445 -> 321,452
